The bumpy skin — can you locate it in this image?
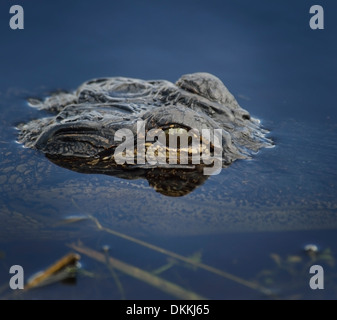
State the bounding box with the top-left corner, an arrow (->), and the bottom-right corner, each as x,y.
19,73 -> 271,159
18,73 -> 272,196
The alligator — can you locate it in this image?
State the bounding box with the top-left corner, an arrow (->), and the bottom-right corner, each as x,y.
17,72 -> 273,196
0,82 -> 335,238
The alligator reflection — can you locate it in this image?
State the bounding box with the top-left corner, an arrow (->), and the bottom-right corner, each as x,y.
47,154 -> 211,197
18,73 -> 273,196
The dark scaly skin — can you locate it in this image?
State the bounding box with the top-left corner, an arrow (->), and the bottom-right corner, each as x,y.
17,73 -> 273,196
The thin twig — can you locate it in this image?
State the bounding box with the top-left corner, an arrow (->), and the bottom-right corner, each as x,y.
68,242 -> 206,300
88,215 -> 272,296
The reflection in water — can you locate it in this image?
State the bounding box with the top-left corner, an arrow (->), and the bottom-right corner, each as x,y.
47,153 -> 211,197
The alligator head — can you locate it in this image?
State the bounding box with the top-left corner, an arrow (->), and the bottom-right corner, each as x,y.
18,73 -> 273,196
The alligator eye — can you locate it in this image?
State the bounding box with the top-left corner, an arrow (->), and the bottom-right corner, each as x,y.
164,127 -> 188,135
163,127 -> 192,148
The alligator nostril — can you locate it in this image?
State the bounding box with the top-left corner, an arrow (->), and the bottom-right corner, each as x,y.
242,114 -> 250,120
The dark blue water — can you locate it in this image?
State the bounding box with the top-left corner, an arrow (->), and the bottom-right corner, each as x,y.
0,0 -> 337,299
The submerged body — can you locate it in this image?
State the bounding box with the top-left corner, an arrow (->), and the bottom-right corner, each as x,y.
18,73 -> 272,195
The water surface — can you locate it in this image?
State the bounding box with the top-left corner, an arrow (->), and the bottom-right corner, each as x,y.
0,0 -> 336,299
